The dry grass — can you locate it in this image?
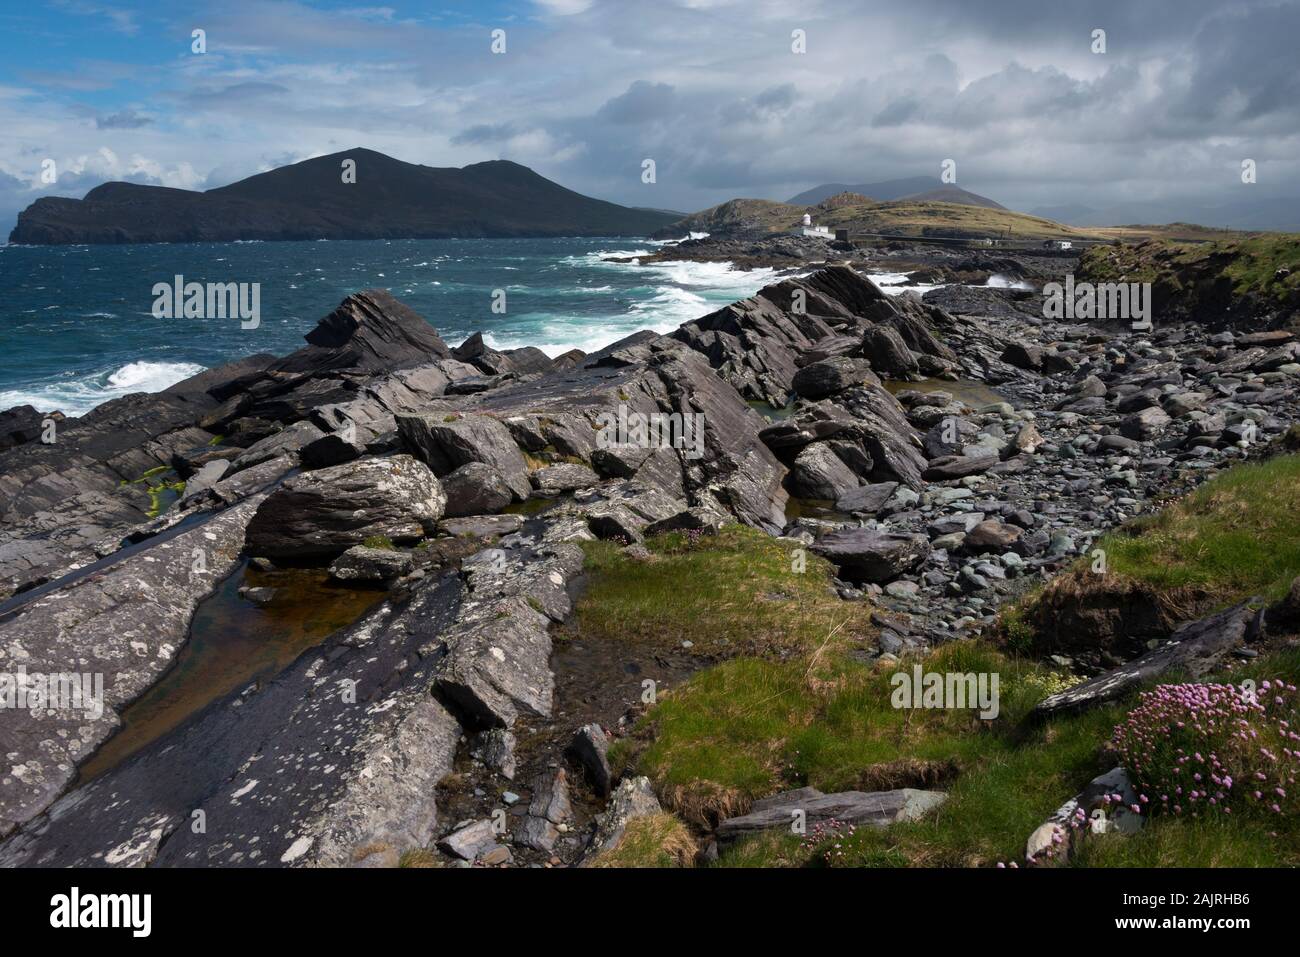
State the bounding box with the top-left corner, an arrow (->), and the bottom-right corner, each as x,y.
587,813 -> 699,868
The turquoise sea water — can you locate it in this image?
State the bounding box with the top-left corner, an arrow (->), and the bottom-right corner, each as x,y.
0,236 -> 785,416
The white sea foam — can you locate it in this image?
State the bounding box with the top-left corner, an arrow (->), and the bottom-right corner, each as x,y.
869,271 -> 948,297
0,360 -> 206,417
987,273 -> 1034,291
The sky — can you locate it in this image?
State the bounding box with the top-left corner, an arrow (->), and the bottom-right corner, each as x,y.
1,0 -> 1298,235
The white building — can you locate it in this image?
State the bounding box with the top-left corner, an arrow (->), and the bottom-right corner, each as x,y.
798,213 -> 832,238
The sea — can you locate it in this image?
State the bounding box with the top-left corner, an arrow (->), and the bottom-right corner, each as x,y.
0,236 -> 921,417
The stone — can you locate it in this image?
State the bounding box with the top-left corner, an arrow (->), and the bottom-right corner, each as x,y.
440,462 -> 514,517
179,458 -> 230,501
519,816 -> 561,853
469,728 -> 518,780
1032,600 -> 1259,718
922,452 -> 998,481
790,442 -> 862,500
245,455 -> 445,560
396,412 -> 531,500
1120,407 -> 1172,442
835,481 -> 899,516
717,787 -> 947,843
568,723 -> 614,797
964,520 -> 1023,552
792,357 -> 877,399
328,544 -> 413,583
531,463 -> 601,496
584,776 -> 662,860
1001,341 -> 1043,371
529,768 -> 574,824
644,506 -> 726,537
810,528 -> 931,583
861,325 -> 920,376
438,514 -> 524,538
437,820 -> 499,861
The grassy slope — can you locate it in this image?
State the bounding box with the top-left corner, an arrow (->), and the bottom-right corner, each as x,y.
569,457 -> 1300,867
1080,233 -> 1300,303
668,197 -> 1102,241
1096,453 -> 1300,603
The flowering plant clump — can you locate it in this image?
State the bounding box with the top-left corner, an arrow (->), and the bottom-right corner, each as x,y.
1022,670 -> 1087,699
800,819 -> 857,866
1111,680 -> 1300,820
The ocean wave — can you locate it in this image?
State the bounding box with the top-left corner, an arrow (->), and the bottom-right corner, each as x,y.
869,271 -> 948,297
987,273 -> 1034,291
0,360 -> 207,417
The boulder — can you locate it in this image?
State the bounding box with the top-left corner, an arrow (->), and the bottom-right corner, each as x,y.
810,528 -> 930,583
440,462 -> 514,517
396,412 -> 531,500
789,442 -> 861,500
792,357 -> 877,399
922,451 -> 998,481
245,454 -> 445,559
532,463 -> 601,496
835,481 -> 899,516
1001,341 -> 1043,371
1120,407 -> 1171,442
328,544 -> 414,583
568,723 -> 614,797
861,325 -> 920,377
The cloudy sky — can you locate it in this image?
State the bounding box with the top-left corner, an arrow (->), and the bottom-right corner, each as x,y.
1,0 -> 1298,235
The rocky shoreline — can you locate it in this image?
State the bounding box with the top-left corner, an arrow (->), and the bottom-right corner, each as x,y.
2,243 -> 1298,866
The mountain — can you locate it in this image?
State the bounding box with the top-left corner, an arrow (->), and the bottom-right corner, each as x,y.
8,149 -> 681,245
787,177 -> 939,204
897,186 -> 1005,210
786,177 -> 1005,210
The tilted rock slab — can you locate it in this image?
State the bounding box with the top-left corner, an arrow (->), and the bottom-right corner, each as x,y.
0,494 -> 265,839
1032,599 -> 1259,718
716,787 -> 947,843
0,572 -> 465,867
431,536 -> 586,728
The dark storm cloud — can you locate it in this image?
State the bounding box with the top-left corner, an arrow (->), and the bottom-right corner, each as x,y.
595,81 -> 677,125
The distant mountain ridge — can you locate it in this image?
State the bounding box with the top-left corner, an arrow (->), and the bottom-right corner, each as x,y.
787,177 -> 1005,210
9,149 -> 681,245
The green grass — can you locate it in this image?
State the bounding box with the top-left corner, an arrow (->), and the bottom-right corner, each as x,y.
624,640 -> 1127,865
1080,233 -> 1300,303
361,535 -> 397,550
578,481 -> 1300,868
1094,453 -> 1300,603
679,643 -> 1300,868
563,524 -> 875,658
